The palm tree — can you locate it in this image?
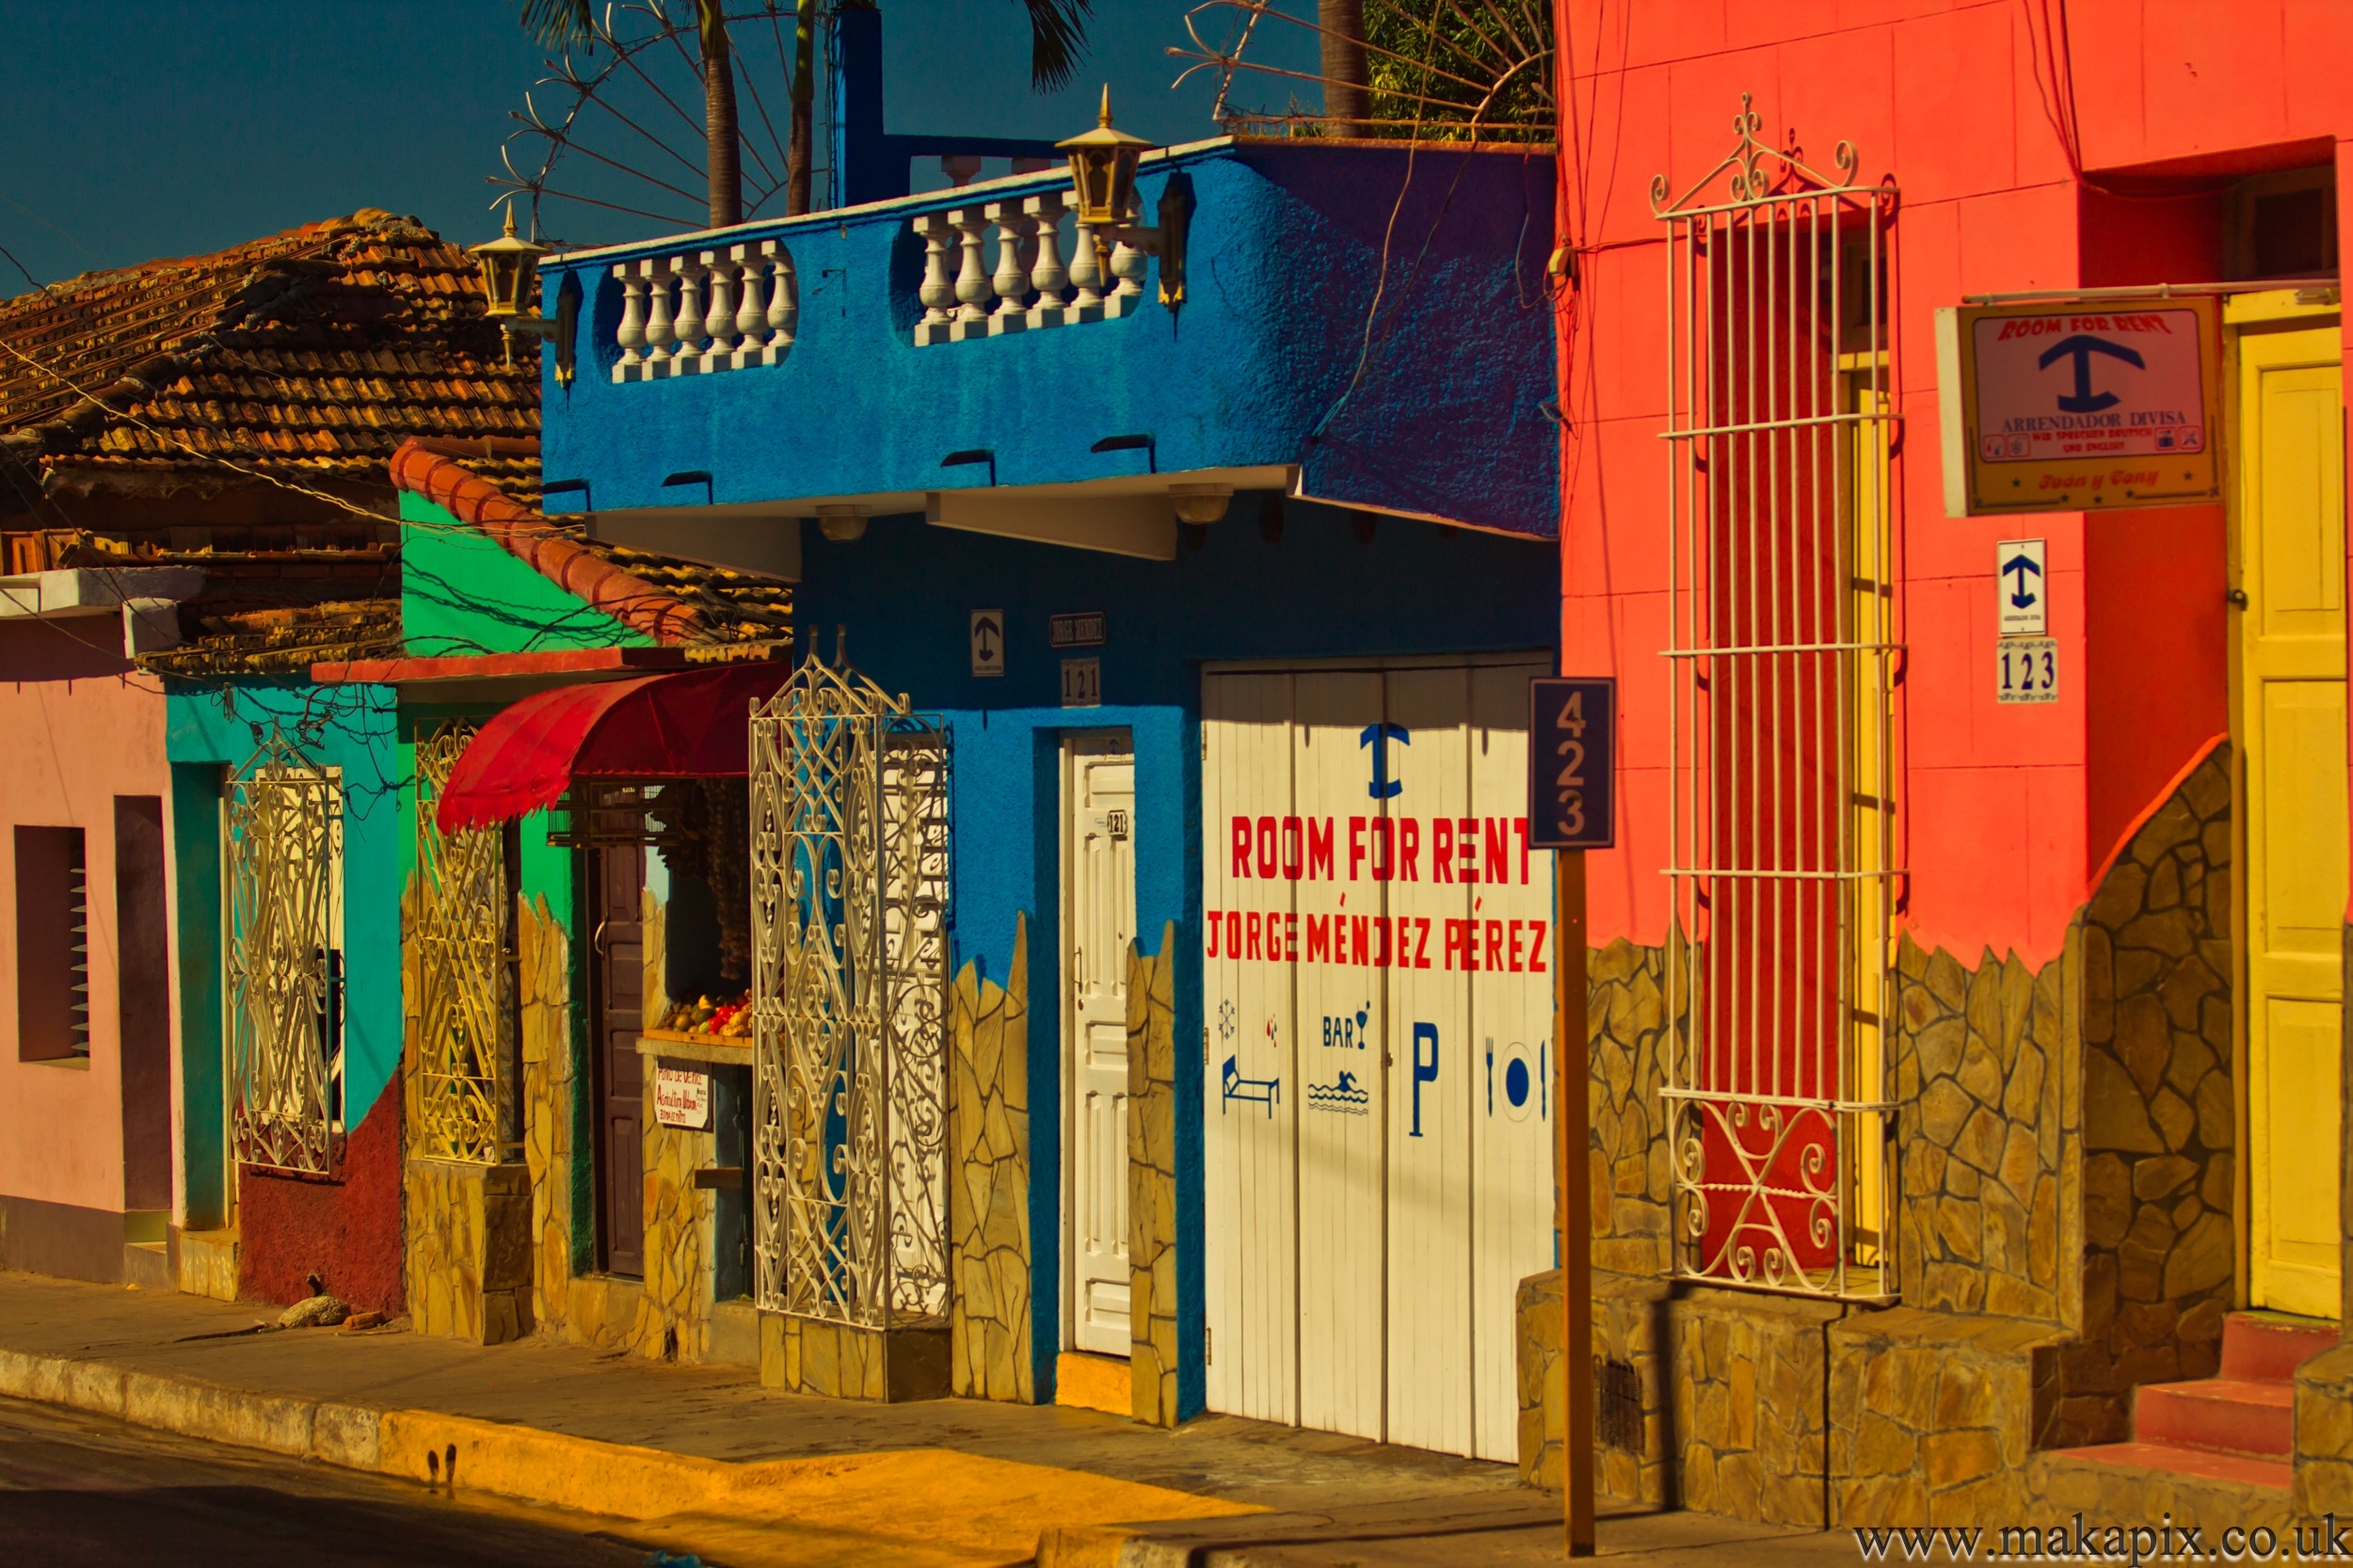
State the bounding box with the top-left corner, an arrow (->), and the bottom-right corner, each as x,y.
1319,0 -> 1369,136
516,1 -> 1097,222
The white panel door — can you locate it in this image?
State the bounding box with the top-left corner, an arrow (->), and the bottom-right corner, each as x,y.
1293,670 -> 1388,1441
1202,675 -> 1299,1423
1200,659 -> 1557,1457
1064,736 -> 1137,1357
1467,663 -> 1554,1462
1383,667 -> 1474,1456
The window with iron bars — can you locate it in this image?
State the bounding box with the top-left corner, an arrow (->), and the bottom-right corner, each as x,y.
1652,97 -> 1902,1301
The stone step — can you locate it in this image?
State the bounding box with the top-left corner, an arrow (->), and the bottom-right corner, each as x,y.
2134,1376 -> 2294,1457
2047,1441 -> 2292,1495
2220,1310 -> 2340,1383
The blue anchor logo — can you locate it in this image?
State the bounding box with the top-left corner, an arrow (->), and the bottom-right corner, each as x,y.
2037,334 -> 2145,414
1359,722 -> 1410,799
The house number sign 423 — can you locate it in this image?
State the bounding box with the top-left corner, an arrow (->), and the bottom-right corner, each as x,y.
1997,637 -> 2058,705
1528,676 -> 1616,850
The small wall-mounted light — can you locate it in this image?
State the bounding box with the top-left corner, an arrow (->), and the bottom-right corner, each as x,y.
661,470 -> 714,505
470,201 -> 577,387
1170,484 -> 1232,524
940,448 -> 998,487
816,504 -> 870,542
1090,432 -> 1157,473
1059,88 -> 1191,308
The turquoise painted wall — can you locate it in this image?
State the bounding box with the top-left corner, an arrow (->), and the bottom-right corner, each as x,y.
165,681 -> 404,1130
399,490 -> 649,658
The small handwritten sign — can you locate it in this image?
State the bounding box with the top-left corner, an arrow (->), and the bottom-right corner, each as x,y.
653,1066 -> 712,1130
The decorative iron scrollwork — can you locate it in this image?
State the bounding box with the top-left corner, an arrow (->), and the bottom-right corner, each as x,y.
413,723 -> 514,1165
750,645 -> 950,1328
226,730 -> 344,1176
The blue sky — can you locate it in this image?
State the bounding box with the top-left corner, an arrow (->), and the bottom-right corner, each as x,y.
0,1 -> 1317,288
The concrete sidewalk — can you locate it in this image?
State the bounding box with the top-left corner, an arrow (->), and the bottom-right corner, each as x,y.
0,1271 -> 1858,1565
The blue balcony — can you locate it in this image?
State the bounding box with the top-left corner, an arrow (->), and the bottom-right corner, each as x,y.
534,136 -> 1559,568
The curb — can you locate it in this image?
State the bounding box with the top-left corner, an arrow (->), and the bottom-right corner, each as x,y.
0,1344 -> 1259,1565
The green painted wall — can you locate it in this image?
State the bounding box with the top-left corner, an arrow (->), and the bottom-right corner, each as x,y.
398,491 -> 650,658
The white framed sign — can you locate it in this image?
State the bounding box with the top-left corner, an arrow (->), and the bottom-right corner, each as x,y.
653,1065 -> 712,1130
970,609 -> 1004,678
1937,296 -> 2221,517
1996,539 -> 2047,636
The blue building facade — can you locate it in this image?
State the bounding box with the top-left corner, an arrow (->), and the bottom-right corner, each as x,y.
530,133 -> 1561,1452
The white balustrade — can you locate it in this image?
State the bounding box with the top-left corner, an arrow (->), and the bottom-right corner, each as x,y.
604,175 -> 1160,376
906,188 -> 1156,347
950,209 -> 991,338
609,239 -> 800,382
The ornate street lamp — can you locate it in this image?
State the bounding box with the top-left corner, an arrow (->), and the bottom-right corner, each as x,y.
1057,88 -> 1191,307
470,203 -> 577,386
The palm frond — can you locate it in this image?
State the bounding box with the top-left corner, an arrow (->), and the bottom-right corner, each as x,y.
518,0 -> 599,49
1020,0 -> 1094,92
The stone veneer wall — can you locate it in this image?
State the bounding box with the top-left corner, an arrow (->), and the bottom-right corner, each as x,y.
2059,744 -> 2233,1446
1521,744 -> 2239,1528
637,1102 -> 716,1360
1889,934 -> 2075,1328
400,873 -> 536,1343
1127,927 -> 1180,1427
950,914 -> 1033,1403
1589,938 -> 1676,1277
518,894 -> 578,1331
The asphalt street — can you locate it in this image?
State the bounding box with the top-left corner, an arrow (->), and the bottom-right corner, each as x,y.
0,1393 -> 693,1567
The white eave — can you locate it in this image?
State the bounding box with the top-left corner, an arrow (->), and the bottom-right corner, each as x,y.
0,568 -> 206,619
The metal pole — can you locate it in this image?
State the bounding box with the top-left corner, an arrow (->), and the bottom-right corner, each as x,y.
1557,847 -> 1593,1557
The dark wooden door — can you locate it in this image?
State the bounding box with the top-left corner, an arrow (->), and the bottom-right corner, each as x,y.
590,845 -> 646,1277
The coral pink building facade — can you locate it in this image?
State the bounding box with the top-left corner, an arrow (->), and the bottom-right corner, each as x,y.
0,615 -> 177,1286
1552,0 -> 2353,1528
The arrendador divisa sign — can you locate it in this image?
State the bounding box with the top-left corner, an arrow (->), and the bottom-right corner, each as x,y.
1936,296 -> 2222,517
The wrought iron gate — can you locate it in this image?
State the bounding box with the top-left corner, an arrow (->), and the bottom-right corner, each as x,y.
750,646 -> 950,1326
226,733 -> 345,1176
1652,95 -> 1902,1299
412,723 -> 516,1164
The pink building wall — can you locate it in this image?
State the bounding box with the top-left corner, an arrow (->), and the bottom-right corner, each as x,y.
0,618 -> 176,1280
1559,0 -> 2353,964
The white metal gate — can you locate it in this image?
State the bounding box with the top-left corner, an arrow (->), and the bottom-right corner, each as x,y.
1653,94 -> 1901,1298
225,733 -> 345,1176
749,646 -> 951,1327
1201,658 -> 1553,1461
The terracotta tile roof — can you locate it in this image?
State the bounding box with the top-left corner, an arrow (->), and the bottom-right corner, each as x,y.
389,440 -> 793,651
140,599 -> 404,677
0,209 -> 536,498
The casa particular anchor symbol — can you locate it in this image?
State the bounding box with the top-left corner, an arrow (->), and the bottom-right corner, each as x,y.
2037,333 -> 2145,414
2002,551 -> 2042,609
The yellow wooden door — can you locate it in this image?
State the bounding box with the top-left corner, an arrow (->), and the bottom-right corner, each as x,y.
2240,314 -> 2347,1320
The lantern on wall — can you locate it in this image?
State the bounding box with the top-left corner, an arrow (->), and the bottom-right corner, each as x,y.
470,202 -> 577,386
1057,88 -> 1191,308
1059,87 -> 1155,227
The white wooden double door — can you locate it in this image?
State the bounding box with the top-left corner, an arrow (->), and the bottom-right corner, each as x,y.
1202,661 -> 1555,1461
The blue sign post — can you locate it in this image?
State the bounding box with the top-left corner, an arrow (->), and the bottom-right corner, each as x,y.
1528,675 -> 1612,1557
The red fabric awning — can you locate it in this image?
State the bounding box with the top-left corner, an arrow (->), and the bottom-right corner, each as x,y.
435,662 -> 786,835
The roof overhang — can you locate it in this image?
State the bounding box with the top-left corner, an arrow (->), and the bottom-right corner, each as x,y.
570,464 -> 1302,570
311,645 -> 697,706
0,567 -> 204,619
